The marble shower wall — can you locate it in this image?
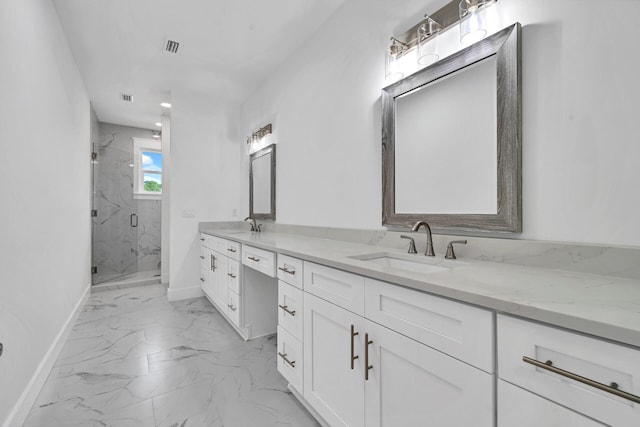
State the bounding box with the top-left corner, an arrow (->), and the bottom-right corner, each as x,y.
93,122 -> 161,284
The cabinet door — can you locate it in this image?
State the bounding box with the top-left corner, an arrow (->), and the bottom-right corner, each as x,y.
498,380 -> 605,427
209,252 -> 228,310
200,246 -> 214,298
364,320 -> 494,427
304,293 -> 365,427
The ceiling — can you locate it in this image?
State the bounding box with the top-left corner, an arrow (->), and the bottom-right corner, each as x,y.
53,0 -> 346,130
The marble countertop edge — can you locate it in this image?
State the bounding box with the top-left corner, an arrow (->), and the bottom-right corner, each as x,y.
199,225 -> 640,349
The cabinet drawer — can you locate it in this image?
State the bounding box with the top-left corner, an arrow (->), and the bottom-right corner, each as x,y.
277,326 -> 303,393
227,290 -> 241,327
200,233 -> 213,250
227,259 -> 241,294
242,245 -> 276,277
498,314 -> 640,427
303,262 -> 365,315
277,254 -> 303,289
278,281 -> 303,340
224,240 -> 241,261
498,380 -> 605,427
209,235 -> 229,254
365,278 -> 493,372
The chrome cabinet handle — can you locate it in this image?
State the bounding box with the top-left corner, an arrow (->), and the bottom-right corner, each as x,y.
211,254 -> 217,271
227,273 -> 237,279
278,351 -> 296,368
248,256 -> 260,262
227,304 -> 237,312
278,266 -> 296,275
278,304 -> 296,316
350,325 -> 359,370
200,255 -> 205,259
522,356 -> 640,404
365,333 -> 373,380
227,248 -> 237,253
200,277 -> 205,282
200,238 -> 205,241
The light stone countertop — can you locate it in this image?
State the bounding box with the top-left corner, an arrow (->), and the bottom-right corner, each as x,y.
199,225 -> 640,349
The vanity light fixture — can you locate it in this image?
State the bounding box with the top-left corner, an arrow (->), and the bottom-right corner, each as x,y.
385,0 -> 497,80
417,16 -> 441,66
246,123 -> 273,155
459,0 -> 493,45
385,38 -> 408,82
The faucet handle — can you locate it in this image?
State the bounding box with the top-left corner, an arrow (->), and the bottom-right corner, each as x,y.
445,240 -> 467,260
400,235 -> 417,254
256,224 -> 262,232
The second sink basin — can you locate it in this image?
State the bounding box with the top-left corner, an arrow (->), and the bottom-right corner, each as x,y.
348,252 -> 452,275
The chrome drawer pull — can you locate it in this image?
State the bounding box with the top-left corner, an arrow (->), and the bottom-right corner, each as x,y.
227,304 -> 237,312
248,256 -> 260,262
200,238 -> 205,241
227,273 -> 237,279
200,256 -> 205,259
522,356 -> 640,404
278,266 -> 296,275
200,278 -> 205,282
278,351 -> 296,368
278,304 -> 296,316
227,248 -> 237,253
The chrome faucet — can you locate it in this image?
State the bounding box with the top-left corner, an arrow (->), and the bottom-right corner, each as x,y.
244,216 -> 258,232
411,221 -> 435,256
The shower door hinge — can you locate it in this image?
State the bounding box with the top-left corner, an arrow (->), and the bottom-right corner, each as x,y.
91,152 -> 97,160
91,266 -> 97,274
91,209 -> 97,217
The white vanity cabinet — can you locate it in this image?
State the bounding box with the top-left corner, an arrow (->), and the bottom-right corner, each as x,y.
301,261 -> 494,427
497,314 -> 640,427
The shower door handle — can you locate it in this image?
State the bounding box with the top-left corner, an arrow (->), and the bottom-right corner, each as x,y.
130,213 -> 138,228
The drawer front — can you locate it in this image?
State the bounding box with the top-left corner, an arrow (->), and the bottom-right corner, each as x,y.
278,281 -> 303,340
200,233 -> 213,250
209,235 -> 229,254
277,254 -> 303,289
227,259 -> 241,294
303,262 -> 365,315
365,278 -> 493,372
277,326 -> 303,393
498,380 -> 605,427
224,240 -> 241,261
242,245 -> 276,277
227,290 -> 241,327
498,314 -> 640,427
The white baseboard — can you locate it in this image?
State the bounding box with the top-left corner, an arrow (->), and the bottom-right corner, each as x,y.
167,285 -> 203,301
3,283 -> 91,427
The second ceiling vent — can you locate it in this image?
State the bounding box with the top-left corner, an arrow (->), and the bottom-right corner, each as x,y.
165,39 -> 180,54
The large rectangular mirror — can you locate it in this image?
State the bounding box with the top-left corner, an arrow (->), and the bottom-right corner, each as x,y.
382,23 -> 521,232
250,144 -> 276,220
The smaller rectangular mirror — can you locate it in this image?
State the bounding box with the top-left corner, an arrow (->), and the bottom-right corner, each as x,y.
250,144 -> 276,220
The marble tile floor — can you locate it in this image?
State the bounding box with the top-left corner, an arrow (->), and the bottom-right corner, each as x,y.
23,284 -> 319,427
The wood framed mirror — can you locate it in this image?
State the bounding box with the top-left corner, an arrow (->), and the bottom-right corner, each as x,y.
249,144 -> 276,220
382,23 -> 521,232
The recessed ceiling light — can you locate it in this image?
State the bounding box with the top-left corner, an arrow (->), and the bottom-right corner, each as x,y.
155,122 -> 162,127
160,102 -> 171,108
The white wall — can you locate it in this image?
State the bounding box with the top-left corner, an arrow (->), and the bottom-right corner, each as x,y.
168,90 -> 244,297
0,0 -> 91,424
240,0 -> 640,247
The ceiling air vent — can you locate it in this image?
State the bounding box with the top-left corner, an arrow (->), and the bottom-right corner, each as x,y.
121,93 -> 134,102
165,39 -> 180,54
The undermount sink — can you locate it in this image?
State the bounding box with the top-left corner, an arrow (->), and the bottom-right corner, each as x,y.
348,252 -> 452,275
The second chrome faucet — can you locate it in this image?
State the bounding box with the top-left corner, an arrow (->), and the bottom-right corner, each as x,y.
411,221 -> 435,256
